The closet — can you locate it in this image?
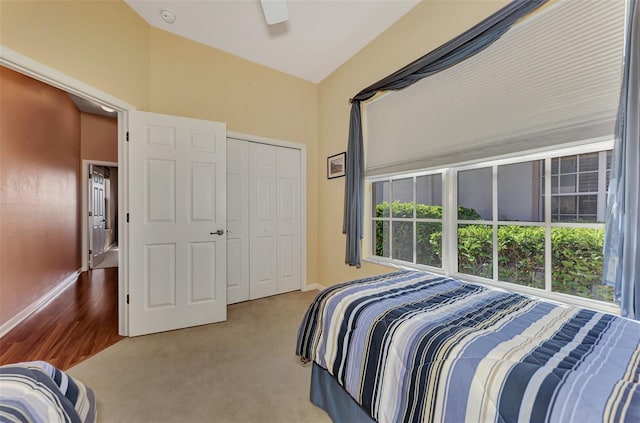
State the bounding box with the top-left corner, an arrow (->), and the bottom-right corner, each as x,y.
226,138 -> 302,304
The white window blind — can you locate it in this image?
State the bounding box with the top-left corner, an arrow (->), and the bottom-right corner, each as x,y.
365,0 -> 625,176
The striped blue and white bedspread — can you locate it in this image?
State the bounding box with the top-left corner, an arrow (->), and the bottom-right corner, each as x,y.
296,271 -> 640,423
0,361 -> 96,423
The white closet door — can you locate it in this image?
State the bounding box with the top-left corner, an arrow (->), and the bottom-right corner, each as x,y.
249,143 -> 278,299
276,147 -> 301,294
227,139 -> 250,304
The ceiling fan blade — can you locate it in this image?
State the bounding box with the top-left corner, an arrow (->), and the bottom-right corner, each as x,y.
260,0 -> 289,25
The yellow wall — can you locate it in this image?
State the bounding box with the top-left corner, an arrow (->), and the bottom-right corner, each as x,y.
0,0 -> 150,109
147,29 -> 319,283
0,1 -> 319,286
316,0 -> 509,286
0,0 -> 509,293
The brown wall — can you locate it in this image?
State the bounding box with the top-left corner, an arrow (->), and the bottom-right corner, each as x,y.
0,66 -> 82,327
80,113 -> 117,162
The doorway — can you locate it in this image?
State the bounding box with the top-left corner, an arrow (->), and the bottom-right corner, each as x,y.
1,48 -> 132,336
84,162 -> 119,270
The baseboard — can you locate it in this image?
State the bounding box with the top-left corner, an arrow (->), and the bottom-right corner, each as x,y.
303,283 -> 325,292
0,269 -> 81,338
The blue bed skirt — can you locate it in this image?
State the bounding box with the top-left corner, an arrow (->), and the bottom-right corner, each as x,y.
311,363 -> 375,423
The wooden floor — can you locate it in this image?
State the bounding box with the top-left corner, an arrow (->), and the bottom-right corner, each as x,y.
0,268 -> 123,370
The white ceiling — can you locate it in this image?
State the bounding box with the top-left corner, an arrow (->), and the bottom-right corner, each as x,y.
68,92 -> 118,118
124,0 -> 421,83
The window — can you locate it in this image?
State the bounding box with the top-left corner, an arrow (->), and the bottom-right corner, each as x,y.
369,142 -> 614,306
372,173 -> 444,268
364,0 -> 624,178
547,151 -> 612,222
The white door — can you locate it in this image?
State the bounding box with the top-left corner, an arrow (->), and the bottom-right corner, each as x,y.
226,139 -> 249,304
230,141 -> 302,302
249,143 -> 278,300
276,147 -> 301,294
128,111 -> 227,336
89,165 -> 106,268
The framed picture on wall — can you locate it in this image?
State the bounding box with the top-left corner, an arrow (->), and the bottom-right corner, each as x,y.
327,152 -> 346,179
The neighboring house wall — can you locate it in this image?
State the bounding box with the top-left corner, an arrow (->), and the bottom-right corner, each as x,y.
80,113 -> 117,162
0,66 -> 81,327
497,161 -> 538,222
458,168 -> 493,220
316,1 -> 510,286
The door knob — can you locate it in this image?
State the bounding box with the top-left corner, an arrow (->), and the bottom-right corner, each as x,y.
210,229 -> 225,235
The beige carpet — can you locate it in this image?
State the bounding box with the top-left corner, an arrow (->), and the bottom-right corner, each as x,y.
68,290 -> 331,423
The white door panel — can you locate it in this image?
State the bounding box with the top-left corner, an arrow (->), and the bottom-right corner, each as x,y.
146,160 -> 175,222
129,111 -> 227,336
188,241 -> 217,303
146,243 -> 176,307
226,140 -> 249,304
249,143 -> 277,300
276,147 -> 301,294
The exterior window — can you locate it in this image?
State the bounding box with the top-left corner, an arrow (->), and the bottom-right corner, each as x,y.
372,172 -> 443,268
547,151 -> 612,222
369,143 -> 614,306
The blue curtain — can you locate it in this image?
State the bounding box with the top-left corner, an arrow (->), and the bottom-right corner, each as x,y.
604,0 -> 640,319
343,0 -> 548,267
343,102 -> 364,267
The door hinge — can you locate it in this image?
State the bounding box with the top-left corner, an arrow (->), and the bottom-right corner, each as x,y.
126,213 -> 129,223
126,132 -> 129,142
89,173 -> 92,179
88,211 -> 92,217
126,294 -> 130,304
89,249 -> 93,255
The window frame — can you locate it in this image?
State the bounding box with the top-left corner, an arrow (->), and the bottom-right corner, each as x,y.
370,169 -> 447,271
365,137 -> 619,315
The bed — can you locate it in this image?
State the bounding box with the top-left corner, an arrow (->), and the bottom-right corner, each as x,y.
296,270 -> 640,422
0,361 -> 96,423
